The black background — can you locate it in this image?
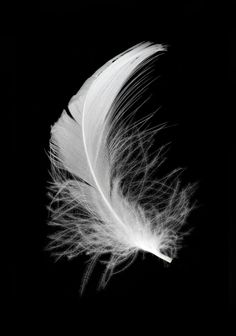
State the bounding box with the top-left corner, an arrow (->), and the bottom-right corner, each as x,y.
7,1 -> 231,332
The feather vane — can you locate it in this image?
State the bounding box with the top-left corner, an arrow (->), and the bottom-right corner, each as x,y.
48,42 -> 193,291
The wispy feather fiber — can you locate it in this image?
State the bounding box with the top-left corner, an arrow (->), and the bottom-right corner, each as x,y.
48,42 -> 193,292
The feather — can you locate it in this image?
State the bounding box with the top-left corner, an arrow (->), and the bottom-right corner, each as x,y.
47,42 -> 194,292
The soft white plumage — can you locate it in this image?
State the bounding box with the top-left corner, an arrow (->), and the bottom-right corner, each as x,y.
48,42 -> 193,292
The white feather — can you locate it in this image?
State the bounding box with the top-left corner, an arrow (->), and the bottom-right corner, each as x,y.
48,42 -> 193,292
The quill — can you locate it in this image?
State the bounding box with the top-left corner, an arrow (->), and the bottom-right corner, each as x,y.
48,42 -> 193,292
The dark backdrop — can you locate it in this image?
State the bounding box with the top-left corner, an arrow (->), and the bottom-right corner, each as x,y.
7,1 -> 230,332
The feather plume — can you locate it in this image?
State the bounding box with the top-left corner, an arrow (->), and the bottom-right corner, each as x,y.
47,42 -> 194,292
